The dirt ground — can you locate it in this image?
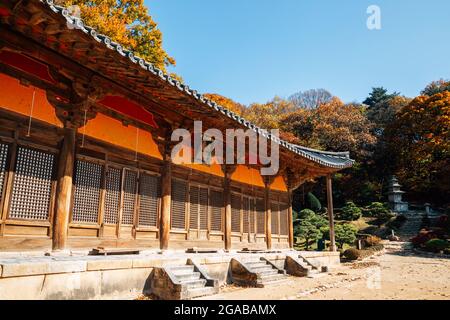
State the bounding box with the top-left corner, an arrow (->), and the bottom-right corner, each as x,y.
196,250 -> 450,300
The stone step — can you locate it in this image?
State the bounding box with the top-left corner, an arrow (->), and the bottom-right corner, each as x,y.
257,274 -> 289,286
258,273 -> 286,281
187,286 -> 218,299
174,272 -> 201,281
246,261 -> 268,268
166,265 -> 195,273
180,279 -> 207,289
257,269 -> 279,276
250,265 -> 274,273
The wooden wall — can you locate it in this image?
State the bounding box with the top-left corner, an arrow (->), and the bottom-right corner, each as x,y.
0,72 -> 291,252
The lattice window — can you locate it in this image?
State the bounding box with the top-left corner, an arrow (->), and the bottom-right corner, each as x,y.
242,197 -> 249,234
121,169 -> 137,225
271,202 -> 280,235
231,193 -> 241,233
280,203 -> 289,236
199,187 -> 208,230
104,167 -> 121,224
171,179 -> 187,229
249,198 -> 256,234
138,173 -> 159,227
0,143 -> 8,203
189,186 -> 199,230
72,160 -> 103,223
256,198 -> 265,234
210,189 -> 223,232
9,146 -> 54,221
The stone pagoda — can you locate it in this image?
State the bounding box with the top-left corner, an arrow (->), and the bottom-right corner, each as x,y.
388,176 -> 409,212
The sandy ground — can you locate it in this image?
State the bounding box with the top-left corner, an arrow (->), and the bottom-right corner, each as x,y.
196,250 -> 450,300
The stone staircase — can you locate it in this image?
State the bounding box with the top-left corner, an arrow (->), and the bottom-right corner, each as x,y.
285,254 -> 324,277
151,260 -> 219,300
396,211 -> 426,241
230,257 -> 289,287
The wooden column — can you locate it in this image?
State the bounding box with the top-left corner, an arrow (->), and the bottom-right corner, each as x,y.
159,157 -> 172,251
264,178 -> 272,250
326,174 -> 337,252
52,127 -> 76,251
223,172 -> 232,251
287,189 -> 294,249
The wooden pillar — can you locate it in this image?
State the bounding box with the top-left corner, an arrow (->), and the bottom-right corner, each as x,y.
287,189 -> 294,249
264,180 -> 272,250
52,127 -> 76,251
223,172 -> 232,251
159,158 -> 172,251
326,174 -> 337,252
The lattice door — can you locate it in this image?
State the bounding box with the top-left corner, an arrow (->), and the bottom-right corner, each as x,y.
242,197 -> 250,234
256,198 -> 265,235
9,146 -> 54,221
72,160 -> 103,223
138,173 -> 159,227
121,169 -> 138,225
231,193 -> 241,233
271,202 -> 280,235
171,179 -> 187,230
0,143 -> 8,204
189,186 -> 199,230
279,203 -> 289,236
210,189 -> 223,232
103,167 -> 121,225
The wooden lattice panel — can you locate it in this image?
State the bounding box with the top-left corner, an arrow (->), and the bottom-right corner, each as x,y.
199,187 -> 208,230
249,198 -> 256,234
279,203 -> 289,236
210,189 -> 223,232
242,197 -> 249,233
271,202 -> 280,235
0,143 -> 8,202
171,179 -> 187,229
9,146 -> 54,221
121,169 -> 137,225
138,173 -> 159,227
189,186 -> 199,230
256,198 -> 265,234
104,167 -> 121,224
72,160 -> 103,223
231,193 -> 241,233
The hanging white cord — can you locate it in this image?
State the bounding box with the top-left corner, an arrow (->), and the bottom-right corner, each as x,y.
26,89 -> 36,137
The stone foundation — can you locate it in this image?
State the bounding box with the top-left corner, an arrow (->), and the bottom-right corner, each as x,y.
0,250 -> 340,300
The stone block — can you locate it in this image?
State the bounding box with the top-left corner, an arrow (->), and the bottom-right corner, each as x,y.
0,275 -> 45,299
0,261 -> 48,278
100,267 -> 153,297
86,258 -> 132,271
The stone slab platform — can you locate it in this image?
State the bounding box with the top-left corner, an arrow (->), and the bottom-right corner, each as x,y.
0,250 -> 340,300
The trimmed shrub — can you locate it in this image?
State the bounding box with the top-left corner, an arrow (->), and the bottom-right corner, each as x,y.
411,230 -> 438,248
338,201 -> 362,221
364,235 -> 382,247
343,248 -> 360,260
424,239 -> 450,253
366,202 -> 395,219
298,208 -> 315,220
306,192 -> 322,212
343,245 -> 384,261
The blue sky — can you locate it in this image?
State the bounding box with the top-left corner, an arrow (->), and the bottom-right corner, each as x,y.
146,0 -> 450,105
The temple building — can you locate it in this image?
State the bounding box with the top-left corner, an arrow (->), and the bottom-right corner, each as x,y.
0,0 -> 353,254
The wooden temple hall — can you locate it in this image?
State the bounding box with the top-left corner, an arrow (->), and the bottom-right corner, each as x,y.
0,0 -> 353,254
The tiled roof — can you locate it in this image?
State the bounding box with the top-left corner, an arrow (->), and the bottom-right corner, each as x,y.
40,0 -> 354,170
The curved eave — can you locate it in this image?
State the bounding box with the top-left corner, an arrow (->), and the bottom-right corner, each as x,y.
39,0 -> 354,170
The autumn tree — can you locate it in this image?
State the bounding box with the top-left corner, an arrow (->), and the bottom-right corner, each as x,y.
421,79 -> 450,96
288,89 -> 333,109
203,93 -> 245,116
243,96 -> 296,129
385,91 -> 450,203
62,0 -> 175,73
